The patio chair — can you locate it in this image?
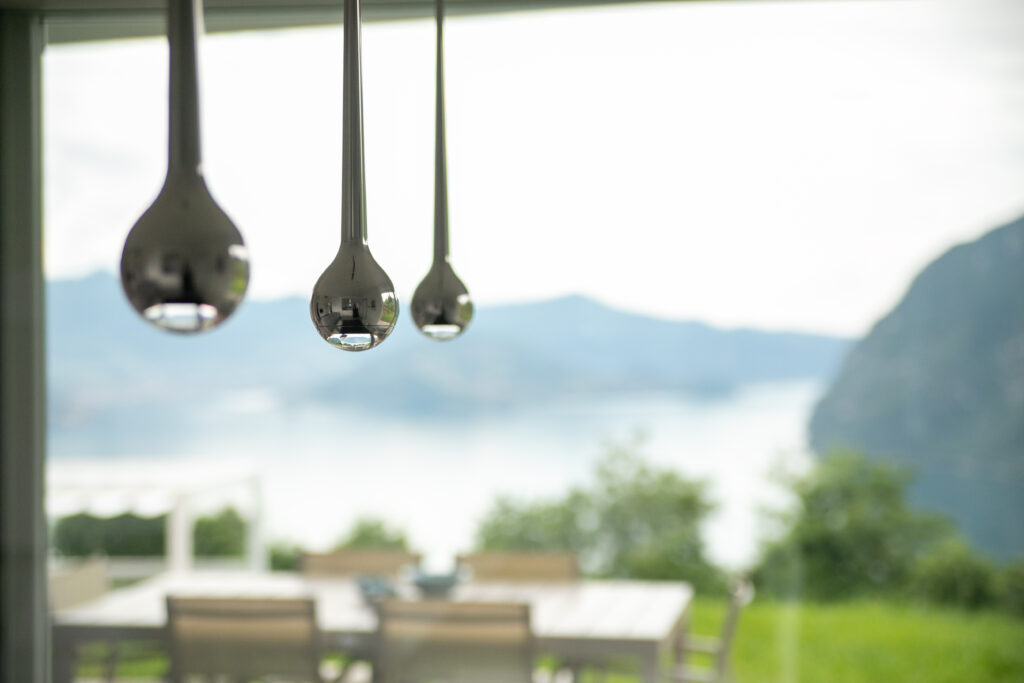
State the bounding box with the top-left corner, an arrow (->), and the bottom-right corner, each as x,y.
455,552 -> 579,582
669,579 -> 755,683
301,550 -> 421,578
453,555 -> 578,683
165,596 -> 344,683
49,556 -> 109,611
49,557 -> 116,682
374,599 -> 533,683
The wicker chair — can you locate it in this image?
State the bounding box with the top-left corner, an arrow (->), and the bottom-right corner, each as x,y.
50,558 -> 116,682
301,550 -> 421,578
49,557 -> 108,611
165,596 -> 343,682
374,599 -> 533,683
455,552 -> 579,582
669,579 -> 754,683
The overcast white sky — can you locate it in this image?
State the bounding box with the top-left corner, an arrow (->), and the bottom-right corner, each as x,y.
43,0 -> 1024,336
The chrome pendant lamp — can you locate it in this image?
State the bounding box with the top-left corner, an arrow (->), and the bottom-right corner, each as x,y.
411,0 -> 473,341
310,0 -> 398,351
120,0 -> 250,333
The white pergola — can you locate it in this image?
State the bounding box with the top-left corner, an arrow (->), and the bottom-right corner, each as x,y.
47,463 -> 267,575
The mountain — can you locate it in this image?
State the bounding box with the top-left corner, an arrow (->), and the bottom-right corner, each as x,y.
810,215 -> 1024,559
47,272 -> 850,452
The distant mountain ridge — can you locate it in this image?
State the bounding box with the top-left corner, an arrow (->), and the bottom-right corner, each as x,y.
47,272 -> 850,451
810,215 -> 1024,559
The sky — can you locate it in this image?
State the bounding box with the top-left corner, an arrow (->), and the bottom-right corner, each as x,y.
42,0 -> 1024,336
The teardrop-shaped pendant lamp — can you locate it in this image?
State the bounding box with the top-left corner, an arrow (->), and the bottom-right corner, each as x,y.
121,0 -> 249,334
411,0 -> 473,341
310,0 -> 398,351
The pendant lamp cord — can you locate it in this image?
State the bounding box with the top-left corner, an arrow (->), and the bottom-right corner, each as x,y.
341,0 -> 368,245
167,0 -> 202,174
434,0 -> 450,263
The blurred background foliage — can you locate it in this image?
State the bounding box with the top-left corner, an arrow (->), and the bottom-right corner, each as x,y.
56,446 -> 1024,683
475,441 -> 725,593
753,451 -> 1023,615
52,507 -> 244,559
52,445 -> 1023,616
754,451 -> 951,600
333,517 -> 409,551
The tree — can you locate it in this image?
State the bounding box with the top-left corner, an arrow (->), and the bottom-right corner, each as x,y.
590,447 -> 717,588
334,517 -> 409,551
475,492 -> 592,556
754,450 -> 953,600
474,441 -> 723,592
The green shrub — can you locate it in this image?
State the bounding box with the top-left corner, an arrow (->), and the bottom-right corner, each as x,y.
334,517 -> 408,551
754,451 -> 953,600
912,538 -> 997,609
53,507 -> 247,559
53,512 -> 165,557
53,513 -> 107,557
474,493 -> 591,556
997,558 -> 1024,618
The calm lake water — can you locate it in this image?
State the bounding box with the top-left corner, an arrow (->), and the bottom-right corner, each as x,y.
49,380 -> 821,571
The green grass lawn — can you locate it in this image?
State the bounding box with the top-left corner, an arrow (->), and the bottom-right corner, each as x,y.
579,599 -> 1024,683
725,600 -> 1024,683
78,599 -> 1024,682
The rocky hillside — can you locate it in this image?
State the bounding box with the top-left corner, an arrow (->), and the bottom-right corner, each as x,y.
810,215 -> 1024,558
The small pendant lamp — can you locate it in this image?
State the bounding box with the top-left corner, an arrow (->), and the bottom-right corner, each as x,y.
121,0 -> 249,334
411,0 -> 473,341
310,0 -> 398,351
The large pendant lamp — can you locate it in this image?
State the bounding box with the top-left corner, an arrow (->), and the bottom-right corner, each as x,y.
310,0 -> 398,351
411,0 -> 473,341
121,0 -> 250,333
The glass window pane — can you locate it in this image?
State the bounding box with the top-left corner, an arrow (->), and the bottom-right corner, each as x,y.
44,2 -> 1024,682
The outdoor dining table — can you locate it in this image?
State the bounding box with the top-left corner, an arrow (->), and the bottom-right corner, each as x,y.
53,570 -> 693,683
